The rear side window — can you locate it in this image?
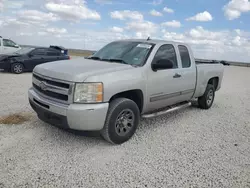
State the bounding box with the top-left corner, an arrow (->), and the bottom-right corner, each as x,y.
152,44 -> 178,69
178,45 -> 191,68
31,49 -> 46,55
46,49 -> 60,56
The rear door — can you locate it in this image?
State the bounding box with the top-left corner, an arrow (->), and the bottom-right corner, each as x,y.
176,45 -> 196,101
45,49 -> 62,63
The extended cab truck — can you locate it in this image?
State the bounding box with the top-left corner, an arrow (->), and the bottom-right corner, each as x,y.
0,36 -> 21,54
28,39 -> 224,144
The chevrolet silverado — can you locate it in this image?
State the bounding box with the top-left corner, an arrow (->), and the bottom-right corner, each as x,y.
28,39 -> 224,144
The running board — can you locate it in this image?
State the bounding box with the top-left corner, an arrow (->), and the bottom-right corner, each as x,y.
142,102 -> 191,119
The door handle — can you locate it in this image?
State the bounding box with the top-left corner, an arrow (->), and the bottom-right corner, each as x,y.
173,73 -> 181,78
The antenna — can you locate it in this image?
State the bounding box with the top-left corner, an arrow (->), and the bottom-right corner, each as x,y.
147,36 -> 150,41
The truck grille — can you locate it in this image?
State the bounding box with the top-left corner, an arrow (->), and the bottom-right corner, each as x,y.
32,73 -> 74,104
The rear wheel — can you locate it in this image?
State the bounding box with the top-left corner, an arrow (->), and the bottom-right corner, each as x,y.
101,98 -> 140,144
11,63 -> 24,74
198,84 -> 215,109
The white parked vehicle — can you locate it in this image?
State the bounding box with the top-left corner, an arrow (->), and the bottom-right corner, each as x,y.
0,36 -> 21,55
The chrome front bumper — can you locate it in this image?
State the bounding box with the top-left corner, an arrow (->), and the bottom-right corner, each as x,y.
28,88 -> 109,131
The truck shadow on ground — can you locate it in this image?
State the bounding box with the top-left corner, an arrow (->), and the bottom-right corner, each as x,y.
34,102 -> 212,145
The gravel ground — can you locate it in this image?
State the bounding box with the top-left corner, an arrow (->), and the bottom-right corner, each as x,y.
0,66 -> 250,188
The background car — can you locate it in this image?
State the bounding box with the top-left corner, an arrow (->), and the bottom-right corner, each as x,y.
0,36 -> 21,54
0,46 -> 70,74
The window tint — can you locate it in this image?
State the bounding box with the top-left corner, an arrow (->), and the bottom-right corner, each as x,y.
3,39 -> 16,47
46,49 -> 60,56
31,49 -> 46,55
153,44 -> 178,69
178,45 -> 191,68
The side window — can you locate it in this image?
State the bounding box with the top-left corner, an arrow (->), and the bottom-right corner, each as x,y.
3,39 -> 16,47
178,45 -> 191,68
31,49 -> 46,55
46,49 -> 60,56
153,44 -> 178,69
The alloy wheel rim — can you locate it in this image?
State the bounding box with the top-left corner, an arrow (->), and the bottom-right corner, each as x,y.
115,109 -> 135,136
207,90 -> 214,105
14,64 -> 22,73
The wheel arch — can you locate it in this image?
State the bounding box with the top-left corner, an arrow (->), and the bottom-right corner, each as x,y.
208,77 -> 219,90
109,89 -> 144,113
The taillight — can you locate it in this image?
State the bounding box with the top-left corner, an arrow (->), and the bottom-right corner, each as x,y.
68,56 -> 71,60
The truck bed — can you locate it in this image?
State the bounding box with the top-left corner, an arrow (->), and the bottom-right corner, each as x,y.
193,63 -> 224,98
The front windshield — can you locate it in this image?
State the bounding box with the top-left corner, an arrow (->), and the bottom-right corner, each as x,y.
15,47 -> 34,54
91,41 -> 153,66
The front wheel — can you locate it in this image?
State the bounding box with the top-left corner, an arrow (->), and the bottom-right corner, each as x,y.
101,98 -> 140,144
198,84 -> 215,109
11,63 -> 24,74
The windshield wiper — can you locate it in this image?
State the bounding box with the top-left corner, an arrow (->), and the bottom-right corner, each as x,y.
107,58 -> 139,67
107,58 -> 129,65
86,56 -> 101,60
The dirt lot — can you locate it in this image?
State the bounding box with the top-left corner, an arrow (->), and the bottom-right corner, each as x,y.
0,66 -> 250,188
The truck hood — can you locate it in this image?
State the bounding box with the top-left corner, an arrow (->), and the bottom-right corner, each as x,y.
33,57 -> 134,82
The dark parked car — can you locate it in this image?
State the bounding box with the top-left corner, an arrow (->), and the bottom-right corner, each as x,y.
220,60 -> 230,66
0,46 -> 70,74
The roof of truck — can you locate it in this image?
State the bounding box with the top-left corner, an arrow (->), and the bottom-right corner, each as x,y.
114,38 -> 188,46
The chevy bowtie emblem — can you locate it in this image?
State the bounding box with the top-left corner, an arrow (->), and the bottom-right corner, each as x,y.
39,81 -> 47,91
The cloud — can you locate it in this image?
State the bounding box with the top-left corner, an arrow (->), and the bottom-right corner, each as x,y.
45,0 -> 101,21
163,7 -> 174,13
161,20 -> 181,28
110,10 -> 143,20
110,26 -> 124,33
94,0 -> 112,4
126,20 -> 158,38
161,26 -> 250,62
223,0 -> 250,20
46,27 -> 67,34
189,26 -> 225,40
6,0 -> 24,9
17,10 -> 59,23
0,0 -> 4,12
150,0 -> 163,6
126,20 -> 157,33
150,9 -> 162,16
186,11 -> 213,22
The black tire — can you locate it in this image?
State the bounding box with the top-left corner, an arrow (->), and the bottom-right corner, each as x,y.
198,84 -> 215,109
101,98 -> 140,144
11,63 -> 24,74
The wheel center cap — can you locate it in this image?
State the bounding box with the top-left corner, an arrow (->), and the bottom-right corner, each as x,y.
122,119 -> 128,126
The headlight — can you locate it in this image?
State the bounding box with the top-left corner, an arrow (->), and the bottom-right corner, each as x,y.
74,83 -> 103,103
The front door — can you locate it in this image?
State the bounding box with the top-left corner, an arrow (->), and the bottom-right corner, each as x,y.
2,39 -> 20,54
25,48 -> 47,70
145,44 -> 185,112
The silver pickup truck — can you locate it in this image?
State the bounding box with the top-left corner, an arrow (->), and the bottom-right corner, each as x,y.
28,39 -> 224,144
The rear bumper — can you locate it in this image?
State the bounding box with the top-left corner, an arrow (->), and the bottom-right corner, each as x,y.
28,88 -> 109,131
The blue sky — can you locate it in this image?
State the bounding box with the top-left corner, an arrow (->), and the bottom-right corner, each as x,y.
0,0 -> 250,62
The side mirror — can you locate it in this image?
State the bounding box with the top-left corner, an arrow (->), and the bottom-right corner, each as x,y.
14,44 -> 19,48
152,59 -> 173,71
28,53 -> 33,57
